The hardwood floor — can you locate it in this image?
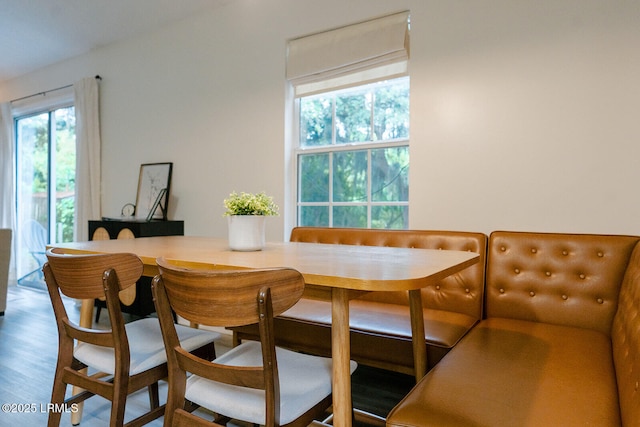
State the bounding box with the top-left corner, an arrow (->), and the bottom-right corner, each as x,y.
0,285 -> 414,426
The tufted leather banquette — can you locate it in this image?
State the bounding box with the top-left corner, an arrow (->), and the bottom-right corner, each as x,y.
233,227 -> 487,374
387,231 -> 640,426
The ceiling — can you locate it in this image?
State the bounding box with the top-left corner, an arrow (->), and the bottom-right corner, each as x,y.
0,0 -> 227,84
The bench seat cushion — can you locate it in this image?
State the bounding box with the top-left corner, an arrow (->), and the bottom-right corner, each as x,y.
231,296 -> 478,373
387,317 -> 620,427
281,298 -> 477,348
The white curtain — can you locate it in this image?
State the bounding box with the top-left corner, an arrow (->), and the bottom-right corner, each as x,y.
0,102 -> 15,279
73,77 -> 102,242
0,102 -> 15,231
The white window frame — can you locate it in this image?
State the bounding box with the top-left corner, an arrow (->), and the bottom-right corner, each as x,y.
292,77 -> 409,229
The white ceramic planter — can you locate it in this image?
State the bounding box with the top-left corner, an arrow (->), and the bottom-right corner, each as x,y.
227,215 -> 266,251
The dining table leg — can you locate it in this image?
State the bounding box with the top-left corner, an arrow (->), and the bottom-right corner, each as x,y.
408,289 -> 427,381
331,287 -> 352,427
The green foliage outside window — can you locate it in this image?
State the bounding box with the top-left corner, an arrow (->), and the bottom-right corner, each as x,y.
298,77 -> 409,229
17,107 -> 76,243
55,108 -> 76,242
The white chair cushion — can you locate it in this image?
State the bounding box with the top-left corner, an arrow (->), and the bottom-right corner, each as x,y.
185,340 -> 357,425
74,317 -> 220,375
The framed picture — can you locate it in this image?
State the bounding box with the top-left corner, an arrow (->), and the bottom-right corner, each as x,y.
135,162 -> 172,221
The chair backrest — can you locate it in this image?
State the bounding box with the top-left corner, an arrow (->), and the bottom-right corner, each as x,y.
155,257 -> 305,328
43,248 -> 143,358
153,257 -> 306,426
45,248 -> 143,300
23,219 -> 48,263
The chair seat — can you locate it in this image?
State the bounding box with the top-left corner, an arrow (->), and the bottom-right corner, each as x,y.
185,340 -> 358,425
75,317 -> 220,375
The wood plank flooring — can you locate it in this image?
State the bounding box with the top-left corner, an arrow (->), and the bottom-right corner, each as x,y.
0,285 -> 414,426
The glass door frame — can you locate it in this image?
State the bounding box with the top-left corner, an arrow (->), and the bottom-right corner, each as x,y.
14,105 -> 75,287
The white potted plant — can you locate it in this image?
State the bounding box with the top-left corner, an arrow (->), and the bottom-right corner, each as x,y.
223,191 -> 279,251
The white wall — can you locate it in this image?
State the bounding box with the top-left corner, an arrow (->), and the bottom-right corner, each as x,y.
1,0 -> 639,239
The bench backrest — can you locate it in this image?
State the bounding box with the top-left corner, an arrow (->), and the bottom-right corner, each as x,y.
612,241 -> 640,426
486,231 -> 639,335
290,227 -> 487,319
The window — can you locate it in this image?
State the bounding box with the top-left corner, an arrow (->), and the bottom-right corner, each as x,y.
296,77 -> 409,228
15,106 -> 76,288
287,11 -> 410,229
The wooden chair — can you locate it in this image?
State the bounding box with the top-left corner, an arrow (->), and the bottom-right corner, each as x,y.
152,257 -> 357,427
42,248 -> 219,427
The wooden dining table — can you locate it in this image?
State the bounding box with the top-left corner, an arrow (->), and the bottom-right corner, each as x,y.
51,235 -> 479,427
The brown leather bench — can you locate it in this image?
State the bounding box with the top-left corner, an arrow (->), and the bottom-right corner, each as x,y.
233,227 -> 487,375
387,231 -> 640,426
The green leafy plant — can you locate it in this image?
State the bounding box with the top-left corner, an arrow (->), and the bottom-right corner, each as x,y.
223,191 -> 279,216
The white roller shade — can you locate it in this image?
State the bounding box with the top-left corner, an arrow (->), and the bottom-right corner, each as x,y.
287,11 -> 410,96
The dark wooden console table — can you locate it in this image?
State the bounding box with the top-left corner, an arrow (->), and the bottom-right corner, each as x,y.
89,219 -> 184,320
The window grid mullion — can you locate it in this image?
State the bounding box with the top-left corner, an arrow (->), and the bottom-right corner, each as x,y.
329,94 -> 336,226
329,151 -> 334,227
367,149 -> 372,228
295,139 -> 408,156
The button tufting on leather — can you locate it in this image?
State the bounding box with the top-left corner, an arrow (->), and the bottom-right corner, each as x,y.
562,250 -> 568,256
435,285 -> 441,290
465,288 -> 470,293
499,288 -> 505,293
562,294 -> 568,300
597,298 -> 604,304
531,248 -> 537,253
579,273 -> 586,279
597,251 -> 604,257
545,271 -> 551,276
500,246 -> 506,252
529,291 -> 535,297
514,268 -> 520,274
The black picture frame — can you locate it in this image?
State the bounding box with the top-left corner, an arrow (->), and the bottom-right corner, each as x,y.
135,162 -> 172,221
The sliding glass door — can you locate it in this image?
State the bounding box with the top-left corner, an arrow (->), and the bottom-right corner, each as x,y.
15,106 -> 75,289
